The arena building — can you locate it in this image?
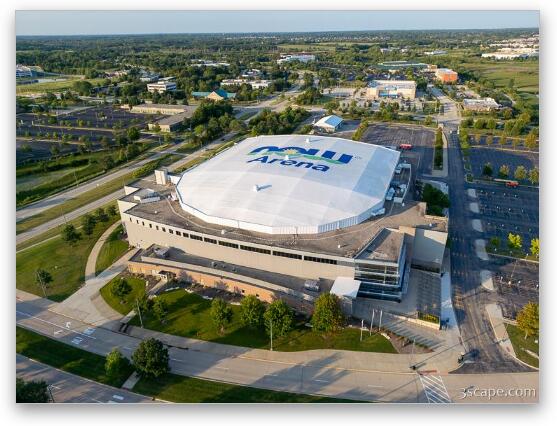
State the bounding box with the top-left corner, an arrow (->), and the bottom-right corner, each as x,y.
118,135 -> 447,308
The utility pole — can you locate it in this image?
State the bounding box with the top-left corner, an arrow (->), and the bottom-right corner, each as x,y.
378,310 -> 383,332
36,270 -> 47,298
47,384 -> 55,403
136,299 -> 144,328
270,318 -> 273,351
370,309 -> 375,334
360,319 -> 364,342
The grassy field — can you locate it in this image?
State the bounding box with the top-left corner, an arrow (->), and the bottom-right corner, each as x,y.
16,77 -> 105,95
16,201 -> 118,252
133,373 -> 359,403
459,60 -> 538,94
129,290 -> 396,353
95,224 -> 129,275
16,327 -> 133,387
16,214 -> 120,301
100,275 -> 147,315
505,323 -> 539,368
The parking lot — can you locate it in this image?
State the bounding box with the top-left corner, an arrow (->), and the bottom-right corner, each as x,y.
16,105 -> 155,143
468,145 -> 539,181
490,256 -> 539,320
361,123 -> 435,177
476,184 -> 539,247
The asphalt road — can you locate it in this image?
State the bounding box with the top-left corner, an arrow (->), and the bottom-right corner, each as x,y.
16,295 -> 538,403
16,354 -> 155,403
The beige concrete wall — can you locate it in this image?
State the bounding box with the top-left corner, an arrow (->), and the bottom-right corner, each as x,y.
129,260 -> 277,303
123,214 -> 355,280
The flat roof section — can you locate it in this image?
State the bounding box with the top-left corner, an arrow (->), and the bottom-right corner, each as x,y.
357,228 -> 404,262
122,176 -> 447,259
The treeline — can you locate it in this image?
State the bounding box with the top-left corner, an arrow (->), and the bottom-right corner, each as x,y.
249,107 -> 310,136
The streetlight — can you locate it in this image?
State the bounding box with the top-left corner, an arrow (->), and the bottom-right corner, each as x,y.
269,318 -> 273,351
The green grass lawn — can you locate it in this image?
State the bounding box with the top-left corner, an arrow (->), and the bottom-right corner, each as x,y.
16,77 -> 105,94
129,290 -> 396,353
95,224 -> 129,275
505,323 -> 539,368
133,373 -> 359,403
16,214 -> 120,301
100,275 -> 147,315
16,327 -> 133,387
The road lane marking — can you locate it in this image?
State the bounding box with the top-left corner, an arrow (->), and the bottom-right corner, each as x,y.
419,374 -> 452,403
367,384 -> 384,388
112,395 -> 124,401
16,310 -> 96,340
71,337 -> 83,345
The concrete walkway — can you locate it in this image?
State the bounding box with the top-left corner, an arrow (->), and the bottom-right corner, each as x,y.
485,304 -> 516,358
50,221 -> 138,328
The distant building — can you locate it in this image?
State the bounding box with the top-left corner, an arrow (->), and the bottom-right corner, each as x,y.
462,98 -> 500,112
191,60 -> 230,67
240,69 -> 262,78
435,68 -> 458,83
313,115 -> 344,133
140,72 -> 160,83
191,89 -> 236,101
147,81 -> 177,93
130,103 -> 198,133
366,80 -> 416,100
424,50 -> 447,56
481,48 -> 539,60
221,79 -> 271,89
16,64 -> 33,78
277,54 -> 316,64
377,61 -> 430,72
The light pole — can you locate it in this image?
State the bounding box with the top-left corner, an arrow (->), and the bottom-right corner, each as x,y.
36,270 -> 47,298
270,318 -> 273,351
136,298 -> 144,328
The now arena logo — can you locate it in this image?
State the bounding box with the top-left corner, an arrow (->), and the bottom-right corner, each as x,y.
246,146 -> 354,172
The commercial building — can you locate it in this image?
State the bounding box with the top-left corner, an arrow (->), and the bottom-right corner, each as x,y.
313,115 -> 343,133
191,89 -> 236,101
462,98 -> 500,112
118,134 -> 447,306
147,81 -> 177,93
424,50 -> 447,56
366,80 -> 417,100
277,54 -> 316,64
220,79 -> 272,89
434,68 -> 458,83
16,64 -> 33,78
377,61 -> 430,72
481,48 -> 539,60
131,103 -> 198,133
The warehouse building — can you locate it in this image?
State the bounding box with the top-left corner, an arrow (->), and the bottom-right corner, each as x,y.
366,80 -> 417,100
118,135 -> 447,307
313,115 -> 344,133
434,68 -> 458,83
130,103 -> 198,132
462,98 -> 501,112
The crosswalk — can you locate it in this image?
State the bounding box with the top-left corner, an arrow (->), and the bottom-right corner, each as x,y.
418,374 -> 452,403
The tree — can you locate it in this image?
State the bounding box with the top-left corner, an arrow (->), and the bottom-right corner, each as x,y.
111,278 -> 132,304
514,165 -> 527,181
528,167 -> 539,185
16,378 -> 50,403
107,205 -> 118,217
81,214 -> 96,237
153,298 -> 169,324
507,233 -> 522,251
498,133 -> 507,146
264,300 -> 293,338
486,118 -> 496,130
530,238 -> 539,258
239,295 -> 265,328
61,224 -> 81,245
524,131 -> 538,150
498,164 -> 510,178
485,134 -> 493,146
134,294 -> 153,318
516,302 -> 539,339
132,338 -> 169,378
482,162 -> 493,177
105,348 -> 131,380
127,126 -> 140,141
35,268 -> 53,297
95,207 -> 109,222
210,298 -> 233,334
311,293 -> 345,333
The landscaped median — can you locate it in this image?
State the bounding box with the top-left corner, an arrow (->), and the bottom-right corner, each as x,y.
16,326 -> 354,403
16,154 -> 180,236
505,323 -> 539,369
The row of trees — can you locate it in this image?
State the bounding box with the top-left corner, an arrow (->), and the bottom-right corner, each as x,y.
489,234 -> 539,258
482,163 -> 539,184
249,107 -> 310,136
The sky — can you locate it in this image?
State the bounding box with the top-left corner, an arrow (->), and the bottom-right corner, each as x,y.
16,10 -> 539,36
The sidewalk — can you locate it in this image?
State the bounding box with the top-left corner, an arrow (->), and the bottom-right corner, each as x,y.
485,304 -> 516,358
50,222 -> 138,327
